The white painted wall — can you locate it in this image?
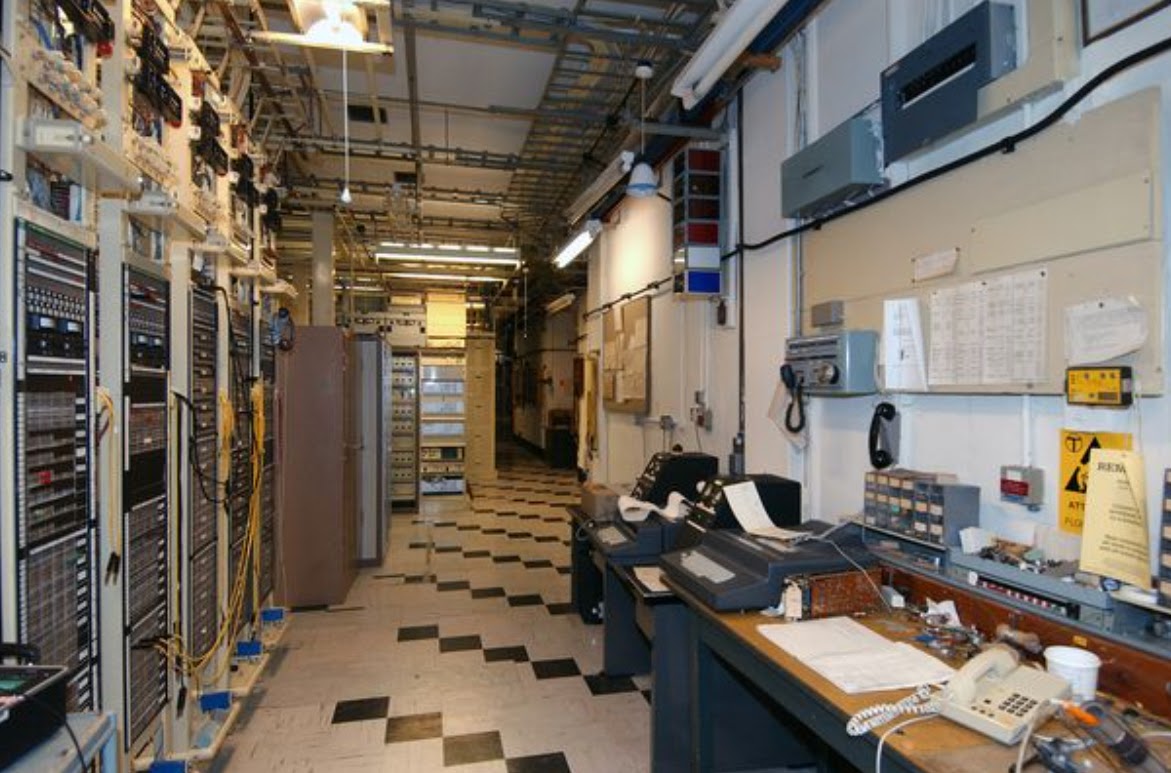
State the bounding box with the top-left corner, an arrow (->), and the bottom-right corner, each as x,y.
586,0 -> 1171,572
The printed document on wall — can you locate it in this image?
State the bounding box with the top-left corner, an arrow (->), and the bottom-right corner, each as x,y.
883,299 -> 927,391
928,270 -> 1046,386
928,287 -> 958,385
1065,296 -> 1147,365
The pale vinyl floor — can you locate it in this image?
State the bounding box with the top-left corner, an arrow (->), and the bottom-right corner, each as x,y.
214,446 -> 652,773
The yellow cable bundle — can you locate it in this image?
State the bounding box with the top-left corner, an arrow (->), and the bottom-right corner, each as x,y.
249,381 -> 266,626
218,390 -> 234,464
94,387 -> 121,559
160,385 -> 270,687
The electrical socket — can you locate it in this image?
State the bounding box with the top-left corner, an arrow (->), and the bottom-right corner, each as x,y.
658,414 -> 676,431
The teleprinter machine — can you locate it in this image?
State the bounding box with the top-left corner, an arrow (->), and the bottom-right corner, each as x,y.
659,520 -> 878,612
593,472 -> 800,562
586,451 -> 717,561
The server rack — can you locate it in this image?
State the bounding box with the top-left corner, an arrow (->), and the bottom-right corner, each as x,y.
188,286 -> 218,661
227,295 -> 254,634
122,264 -> 170,748
12,220 -> 98,711
259,316 -> 276,600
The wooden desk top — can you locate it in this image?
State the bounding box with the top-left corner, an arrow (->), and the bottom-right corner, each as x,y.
679,590 -> 1042,773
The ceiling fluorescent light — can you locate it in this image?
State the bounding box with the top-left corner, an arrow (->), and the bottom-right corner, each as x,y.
671,0 -> 789,110
553,220 -> 602,268
565,153 -> 627,225
376,252 -> 519,267
385,272 -> 506,283
544,292 -> 576,315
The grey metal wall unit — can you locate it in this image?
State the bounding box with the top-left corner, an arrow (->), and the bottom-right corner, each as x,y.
781,116 -> 882,218
881,1 -> 1016,165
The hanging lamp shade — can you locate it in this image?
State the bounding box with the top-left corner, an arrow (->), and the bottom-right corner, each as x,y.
295,0 -> 368,43
626,160 -> 658,198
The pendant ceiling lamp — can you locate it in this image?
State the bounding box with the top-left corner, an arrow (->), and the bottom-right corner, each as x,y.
626,62 -> 658,199
252,0 -> 394,55
339,47 -> 352,205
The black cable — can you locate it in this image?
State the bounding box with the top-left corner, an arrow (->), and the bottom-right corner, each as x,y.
736,92 -> 747,440
785,381 -> 805,434
171,391 -> 228,506
780,364 -> 805,434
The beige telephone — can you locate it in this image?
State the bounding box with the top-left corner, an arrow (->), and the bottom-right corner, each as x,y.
940,645 -> 1071,744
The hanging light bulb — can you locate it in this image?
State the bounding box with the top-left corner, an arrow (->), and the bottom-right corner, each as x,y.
627,62 -> 658,199
339,47 -> 352,205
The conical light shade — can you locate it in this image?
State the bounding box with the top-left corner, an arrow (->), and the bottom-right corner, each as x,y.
626,161 -> 658,198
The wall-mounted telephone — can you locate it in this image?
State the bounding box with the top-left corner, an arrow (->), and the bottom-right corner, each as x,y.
940,646 -> 1071,745
868,402 -> 898,469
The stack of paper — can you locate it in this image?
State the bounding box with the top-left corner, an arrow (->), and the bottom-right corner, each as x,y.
757,617 -> 954,694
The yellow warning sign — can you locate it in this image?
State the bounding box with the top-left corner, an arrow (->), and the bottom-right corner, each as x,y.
1059,429 -> 1132,534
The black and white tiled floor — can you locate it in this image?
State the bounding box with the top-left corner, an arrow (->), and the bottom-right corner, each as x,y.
218,446 -> 652,772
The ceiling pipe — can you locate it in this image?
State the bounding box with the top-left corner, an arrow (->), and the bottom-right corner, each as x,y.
588,0 -> 824,223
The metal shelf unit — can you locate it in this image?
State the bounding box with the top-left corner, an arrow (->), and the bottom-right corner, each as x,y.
419,353 -> 466,496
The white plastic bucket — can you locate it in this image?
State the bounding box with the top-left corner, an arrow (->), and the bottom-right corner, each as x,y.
1044,645 -> 1101,701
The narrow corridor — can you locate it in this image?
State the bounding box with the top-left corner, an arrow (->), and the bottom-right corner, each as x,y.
216,446 -> 651,772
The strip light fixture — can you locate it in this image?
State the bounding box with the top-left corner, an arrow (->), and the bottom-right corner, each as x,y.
375,243 -> 520,268
671,0 -> 789,109
553,220 -> 602,268
384,272 -> 506,283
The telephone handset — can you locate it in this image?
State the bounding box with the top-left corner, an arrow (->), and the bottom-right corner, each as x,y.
940,646 -> 1071,745
868,402 -> 898,469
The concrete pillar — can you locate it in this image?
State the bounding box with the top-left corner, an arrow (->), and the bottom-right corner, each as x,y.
311,211 -> 335,325
287,262 -> 311,326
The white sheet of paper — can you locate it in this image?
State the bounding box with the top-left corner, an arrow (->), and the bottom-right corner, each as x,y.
928,287 -> 957,385
633,566 -> 669,593
912,247 -> 959,282
883,298 -> 928,391
617,494 -> 654,522
758,617 -> 954,694
658,491 -> 689,521
617,491 -> 690,523
722,481 -> 774,533
1065,296 -> 1147,365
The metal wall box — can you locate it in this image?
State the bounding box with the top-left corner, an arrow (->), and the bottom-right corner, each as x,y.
781,116 -> 882,218
881,1 -> 1016,165
784,330 -> 878,395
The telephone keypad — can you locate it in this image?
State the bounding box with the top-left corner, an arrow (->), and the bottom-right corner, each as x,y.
997,693 -> 1039,718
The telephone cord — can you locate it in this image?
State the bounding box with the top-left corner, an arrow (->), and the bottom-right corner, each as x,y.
847,685 -> 942,736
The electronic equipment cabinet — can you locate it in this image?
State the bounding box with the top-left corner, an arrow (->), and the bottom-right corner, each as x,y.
275,327 -> 357,607
389,349 -> 420,509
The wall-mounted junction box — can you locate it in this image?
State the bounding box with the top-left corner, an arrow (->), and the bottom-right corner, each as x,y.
881,1 -> 1017,165
781,116 -> 882,219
